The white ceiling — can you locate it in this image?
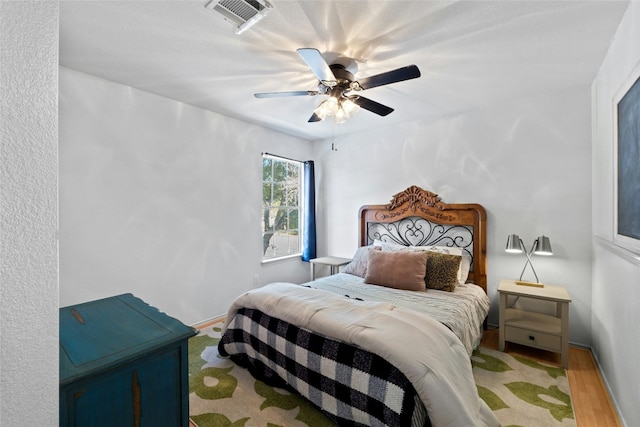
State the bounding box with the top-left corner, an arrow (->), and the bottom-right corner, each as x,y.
59,0 -> 629,141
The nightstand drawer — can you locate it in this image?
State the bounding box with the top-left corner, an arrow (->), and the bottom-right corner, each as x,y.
505,325 -> 561,352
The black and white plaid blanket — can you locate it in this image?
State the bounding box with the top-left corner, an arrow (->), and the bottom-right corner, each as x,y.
218,308 -> 430,427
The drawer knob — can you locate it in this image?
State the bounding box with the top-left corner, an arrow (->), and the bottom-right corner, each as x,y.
529,335 -> 535,341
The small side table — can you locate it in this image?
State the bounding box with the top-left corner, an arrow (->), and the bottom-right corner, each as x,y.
309,256 -> 351,281
498,279 -> 571,368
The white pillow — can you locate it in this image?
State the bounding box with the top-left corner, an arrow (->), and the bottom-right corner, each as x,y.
373,239 -> 407,252
342,246 -> 381,278
410,245 -> 462,255
459,254 -> 471,284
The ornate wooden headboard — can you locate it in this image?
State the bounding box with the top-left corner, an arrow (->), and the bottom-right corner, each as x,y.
358,185 -> 488,293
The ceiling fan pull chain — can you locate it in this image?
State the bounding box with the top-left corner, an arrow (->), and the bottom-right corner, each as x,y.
331,122 -> 338,151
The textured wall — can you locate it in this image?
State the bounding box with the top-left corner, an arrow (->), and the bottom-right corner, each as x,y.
0,1 -> 59,425
59,67 -> 314,325
592,2 -> 640,425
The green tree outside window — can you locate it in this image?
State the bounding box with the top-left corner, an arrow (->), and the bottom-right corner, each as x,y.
262,155 -> 302,260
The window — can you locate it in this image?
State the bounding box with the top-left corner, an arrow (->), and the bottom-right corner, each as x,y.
262,154 -> 302,261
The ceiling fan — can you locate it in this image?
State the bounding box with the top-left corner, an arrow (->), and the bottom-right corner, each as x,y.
254,48 -> 421,123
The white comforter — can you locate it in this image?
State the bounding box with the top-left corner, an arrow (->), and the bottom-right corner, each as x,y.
305,272 -> 490,356
223,282 -> 500,427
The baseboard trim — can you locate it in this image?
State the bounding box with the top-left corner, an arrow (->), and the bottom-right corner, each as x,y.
590,348 -> 627,427
191,314 -> 226,329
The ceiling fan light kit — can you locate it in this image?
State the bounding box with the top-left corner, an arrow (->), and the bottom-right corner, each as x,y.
254,48 -> 421,123
314,96 -> 361,123
335,98 -> 360,123
315,97 -> 339,118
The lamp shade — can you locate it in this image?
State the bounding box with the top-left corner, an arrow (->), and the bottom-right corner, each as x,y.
505,234 -> 523,253
533,235 -> 553,255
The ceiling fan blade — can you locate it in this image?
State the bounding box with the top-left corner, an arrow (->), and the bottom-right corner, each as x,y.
297,48 -> 336,85
351,96 -> 394,116
255,90 -> 319,98
308,112 -> 323,122
356,65 -> 421,90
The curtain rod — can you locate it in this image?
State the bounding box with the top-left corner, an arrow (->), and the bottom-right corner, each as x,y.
262,152 -> 307,164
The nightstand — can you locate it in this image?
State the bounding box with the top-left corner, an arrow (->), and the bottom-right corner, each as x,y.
498,279 -> 571,368
309,256 -> 351,280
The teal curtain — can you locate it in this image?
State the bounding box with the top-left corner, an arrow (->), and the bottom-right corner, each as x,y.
302,161 -> 316,261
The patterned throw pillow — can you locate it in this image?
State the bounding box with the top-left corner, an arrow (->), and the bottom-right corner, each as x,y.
424,252 -> 462,292
411,245 -> 470,284
343,246 -> 381,278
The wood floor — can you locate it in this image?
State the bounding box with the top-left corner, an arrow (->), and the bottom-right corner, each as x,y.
190,323 -> 622,426
481,328 -> 621,426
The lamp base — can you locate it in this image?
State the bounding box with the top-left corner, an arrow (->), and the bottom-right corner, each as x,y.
515,280 -> 544,288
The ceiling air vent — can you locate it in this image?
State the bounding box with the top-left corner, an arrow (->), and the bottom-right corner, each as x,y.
204,0 -> 273,34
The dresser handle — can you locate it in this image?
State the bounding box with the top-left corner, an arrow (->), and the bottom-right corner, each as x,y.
529,335 -> 535,341
132,371 -> 141,427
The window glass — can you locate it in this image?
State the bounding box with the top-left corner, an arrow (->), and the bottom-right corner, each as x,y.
262,154 -> 303,260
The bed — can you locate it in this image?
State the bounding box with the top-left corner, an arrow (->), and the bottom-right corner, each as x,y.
218,185 -> 499,427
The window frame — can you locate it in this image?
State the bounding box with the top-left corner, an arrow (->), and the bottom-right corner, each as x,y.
261,154 -> 305,262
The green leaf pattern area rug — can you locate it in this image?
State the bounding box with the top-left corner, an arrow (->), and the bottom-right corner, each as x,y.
189,323 -> 575,427
471,347 -> 575,427
189,323 -> 335,427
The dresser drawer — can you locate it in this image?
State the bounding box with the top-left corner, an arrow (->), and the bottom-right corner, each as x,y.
505,325 -> 561,352
64,347 -> 183,427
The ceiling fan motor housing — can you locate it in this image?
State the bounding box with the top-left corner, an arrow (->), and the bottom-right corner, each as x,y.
329,64 -> 354,85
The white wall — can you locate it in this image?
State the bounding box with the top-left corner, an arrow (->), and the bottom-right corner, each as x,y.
314,87 -> 594,346
592,2 -> 640,425
59,67 -> 313,325
0,1 -> 59,425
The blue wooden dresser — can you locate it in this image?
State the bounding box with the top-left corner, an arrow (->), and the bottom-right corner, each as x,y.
60,294 -> 197,427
